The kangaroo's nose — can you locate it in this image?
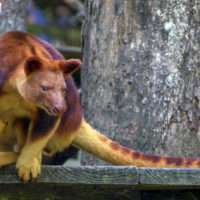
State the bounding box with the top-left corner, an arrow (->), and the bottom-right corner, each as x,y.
53,103 -> 66,115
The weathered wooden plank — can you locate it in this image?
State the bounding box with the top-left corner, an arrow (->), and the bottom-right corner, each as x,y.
139,167 -> 200,186
0,166 -> 140,200
0,165 -> 139,185
1,166 -> 200,199
1,166 -> 200,189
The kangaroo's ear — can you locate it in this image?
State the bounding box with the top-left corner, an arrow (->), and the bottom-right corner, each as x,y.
59,59 -> 81,77
24,57 -> 42,76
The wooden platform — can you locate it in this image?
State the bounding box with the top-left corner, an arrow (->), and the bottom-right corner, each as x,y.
0,165 -> 200,199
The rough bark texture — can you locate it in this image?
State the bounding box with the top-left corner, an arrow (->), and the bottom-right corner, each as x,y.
81,0 -> 200,165
0,0 -> 28,34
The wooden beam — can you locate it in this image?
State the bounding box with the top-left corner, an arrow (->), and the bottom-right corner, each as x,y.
0,165 -> 139,185
1,166 -> 200,199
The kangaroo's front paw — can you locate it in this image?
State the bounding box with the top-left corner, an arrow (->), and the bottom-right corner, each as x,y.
16,156 -> 41,182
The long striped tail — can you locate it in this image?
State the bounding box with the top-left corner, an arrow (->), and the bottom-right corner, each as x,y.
72,119 -> 200,168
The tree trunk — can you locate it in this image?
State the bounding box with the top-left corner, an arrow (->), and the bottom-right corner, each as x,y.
0,0 -> 28,34
81,0 -> 200,165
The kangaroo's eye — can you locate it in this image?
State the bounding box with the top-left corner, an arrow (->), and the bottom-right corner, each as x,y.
41,86 -> 49,92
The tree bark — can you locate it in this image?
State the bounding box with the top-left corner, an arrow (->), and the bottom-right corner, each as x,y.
81,0 -> 200,165
0,0 -> 28,34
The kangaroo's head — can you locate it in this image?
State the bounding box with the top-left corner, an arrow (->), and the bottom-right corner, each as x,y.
18,56 -> 81,116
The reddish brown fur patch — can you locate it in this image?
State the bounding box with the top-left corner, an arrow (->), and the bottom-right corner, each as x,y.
121,146 -> 131,154
98,135 -> 108,142
0,32 -> 27,86
110,141 -> 120,150
142,154 -> 161,163
35,37 -> 64,60
109,140 -> 131,154
165,157 -> 183,166
186,158 -> 197,166
132,151 -> 141,159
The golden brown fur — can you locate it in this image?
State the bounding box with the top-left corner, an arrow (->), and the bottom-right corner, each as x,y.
0,31 -> 200,182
